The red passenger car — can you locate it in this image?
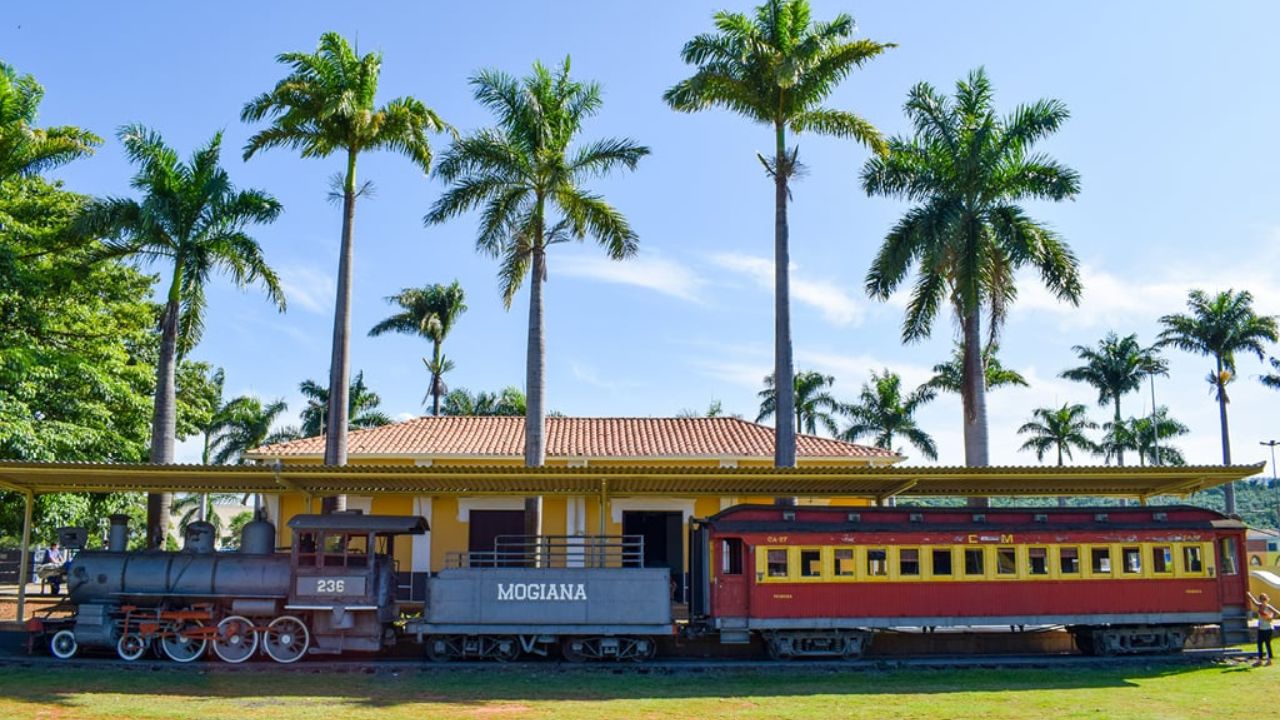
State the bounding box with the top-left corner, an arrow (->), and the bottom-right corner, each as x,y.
689,505 -> 1249,658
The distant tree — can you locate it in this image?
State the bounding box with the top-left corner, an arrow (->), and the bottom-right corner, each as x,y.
1060,332 -> 1164,466
77,125 -> 284,547
441,386 -> 526,417
242,31 -> 448,491
173,492 -> 246,541
1017,403 -> 1098,466
0,61 -> 100,180
1159,289 -> 1278,514
666,0 -> 891,468
297,371 -> 391,437
757,370 -> 842,436
222,511 -> 254,550
677,400 -> 741,419
1129,408 -> 1189,467
925,342 -> 1028,395
842,370 -> 937,460
863,68 -> 1081,494
369,281 -> 467,415
208,396 -> 293,464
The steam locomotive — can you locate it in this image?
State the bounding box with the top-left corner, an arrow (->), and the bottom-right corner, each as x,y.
31,503 -> 1250,662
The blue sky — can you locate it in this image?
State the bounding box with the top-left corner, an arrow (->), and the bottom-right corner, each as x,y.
7,2 -> 1280,469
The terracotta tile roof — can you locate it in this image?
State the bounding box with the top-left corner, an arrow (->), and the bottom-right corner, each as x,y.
245,416 -> 901,461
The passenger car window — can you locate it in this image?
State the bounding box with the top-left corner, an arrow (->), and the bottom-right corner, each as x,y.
833,548 -> 855,577
996,547 -> 1017,576
1091,547 -> 1112,574
932,548 -> 953,577
799,548 -> 822,578
1059,547 -> 1080,574
766,549 -> 789,578
899,549 -> 920,577
720,538 -> 743,576
1027,547 -> 1048,576
1152,546 -> 1172,574
1221,538 -> 1239,576
1182,545 -> 1203,574
964,548 -> 985,576
867,549 -> 888,577
1121,546 -> 1141,574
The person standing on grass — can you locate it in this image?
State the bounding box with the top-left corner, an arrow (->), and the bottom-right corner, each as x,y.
1248,591 -> 1277,665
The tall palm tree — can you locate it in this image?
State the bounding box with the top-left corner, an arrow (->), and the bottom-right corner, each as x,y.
242,32 -> 447,507
426,58 -> 648,535
1159,289 -> 1278,513
0,61 -> 100,180
368,281 -> 468,415
77,125 -> 284,548
862,68 -> 1082,501
757,370 -> 843,436
441,386 -> 526,417
1017,404 -> 1098,467
1129,408 -> 1189,467
1059,332 -> 1163,466
197,368 -> 227,466
297,372 -> 391,438
666,0 -> 890,468
208,396 -> 293,465
925,341 -> 1028,395
841,370 -> 937,460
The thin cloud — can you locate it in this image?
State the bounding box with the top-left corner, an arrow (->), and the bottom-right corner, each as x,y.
557,252 -> 706,302
710,252 -> 863,326
278,264 -> 336,315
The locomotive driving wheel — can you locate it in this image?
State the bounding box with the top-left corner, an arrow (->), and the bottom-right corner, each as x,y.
49,629 -> 78,659
263,615 -> 309,664
116,633 -> 148,661
160,620 -> 207,663
212,615 -> 260,664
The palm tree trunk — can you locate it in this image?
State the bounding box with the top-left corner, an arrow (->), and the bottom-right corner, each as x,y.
431,340 -> 443,416
773,122 -> 797,507
1216,356 -> 1236,514
1112,395 -> 1125,467
1056,446 -> 1066,507
961,307 -> 990,508
523,247 -> 546,538
322,149 -> 358,513
147,287 -> 182,548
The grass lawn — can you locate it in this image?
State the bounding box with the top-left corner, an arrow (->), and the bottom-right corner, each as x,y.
0,661 -> 1271,719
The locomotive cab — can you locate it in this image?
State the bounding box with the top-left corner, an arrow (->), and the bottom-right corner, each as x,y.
286,513 -> 429,654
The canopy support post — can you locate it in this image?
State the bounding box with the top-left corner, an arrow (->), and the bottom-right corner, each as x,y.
16,490 -> 33,624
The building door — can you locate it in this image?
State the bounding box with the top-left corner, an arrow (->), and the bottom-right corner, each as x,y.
468,510 -> 526,566
622,511 -> 684,601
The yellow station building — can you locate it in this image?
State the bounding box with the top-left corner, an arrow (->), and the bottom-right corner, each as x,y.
242,416 -> 902,595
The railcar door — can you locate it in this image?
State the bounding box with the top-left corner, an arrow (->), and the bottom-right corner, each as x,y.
1217,533 -> 1247,603
714,537 -> 749,617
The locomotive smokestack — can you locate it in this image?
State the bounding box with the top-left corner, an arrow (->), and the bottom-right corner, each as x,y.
108,514 -> 129,552
183,521 -> 216,553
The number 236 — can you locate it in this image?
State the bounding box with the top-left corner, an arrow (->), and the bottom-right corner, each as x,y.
317,579 -> 346,593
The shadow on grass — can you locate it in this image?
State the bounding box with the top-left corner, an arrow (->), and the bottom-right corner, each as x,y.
0,660 -> 1249,710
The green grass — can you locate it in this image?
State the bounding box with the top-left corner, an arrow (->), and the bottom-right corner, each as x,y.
0,661 -> 1271,719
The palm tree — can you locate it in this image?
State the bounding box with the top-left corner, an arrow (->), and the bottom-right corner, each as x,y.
441,386 -> 526,417
173,493 -> 241,541
1159,289 -> 1279,513
1017,404 -> 1098,466
1129,408 -> 1189,467
666,0 -> 890,468
678,400 -> 742,419
368,281 -> 468,415
0,61 -> 100,180
426,58 -> 648,535
925,341 -> 1028,395
757,370 -> 843,436
862,68 -> 1082,499
841,370 -> 937,460
242,32 -> 448,501
1263,357 -> 1280,390
297,372 -> 392,437
197,369 -> 227,466
77,125 -> 284,548
208,396 -> 293,465
1059,332 -> 1163,466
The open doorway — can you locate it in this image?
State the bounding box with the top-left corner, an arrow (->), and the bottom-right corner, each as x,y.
622,510 -> 684,601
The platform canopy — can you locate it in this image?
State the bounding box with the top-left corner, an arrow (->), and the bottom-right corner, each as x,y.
0,460 -> 1264,503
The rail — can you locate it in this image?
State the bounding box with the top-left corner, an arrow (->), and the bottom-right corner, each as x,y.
445,535 -> 646,569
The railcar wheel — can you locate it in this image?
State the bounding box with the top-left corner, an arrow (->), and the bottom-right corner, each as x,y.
160,620 -> 207,663
493,636 -> 520,662
424,636 -> 453,662
49,629 -> 77,659
560,637 -> 589,663
116,633 -> 148,661
263,615 -> 309,664
212,615 -> 259,664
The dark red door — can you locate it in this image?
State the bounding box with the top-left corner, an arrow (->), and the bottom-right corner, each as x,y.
715,537 -> 749,617
1218,533 -> 1247,604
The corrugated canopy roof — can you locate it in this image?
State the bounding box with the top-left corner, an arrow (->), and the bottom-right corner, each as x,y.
0,461 -> 1263,502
